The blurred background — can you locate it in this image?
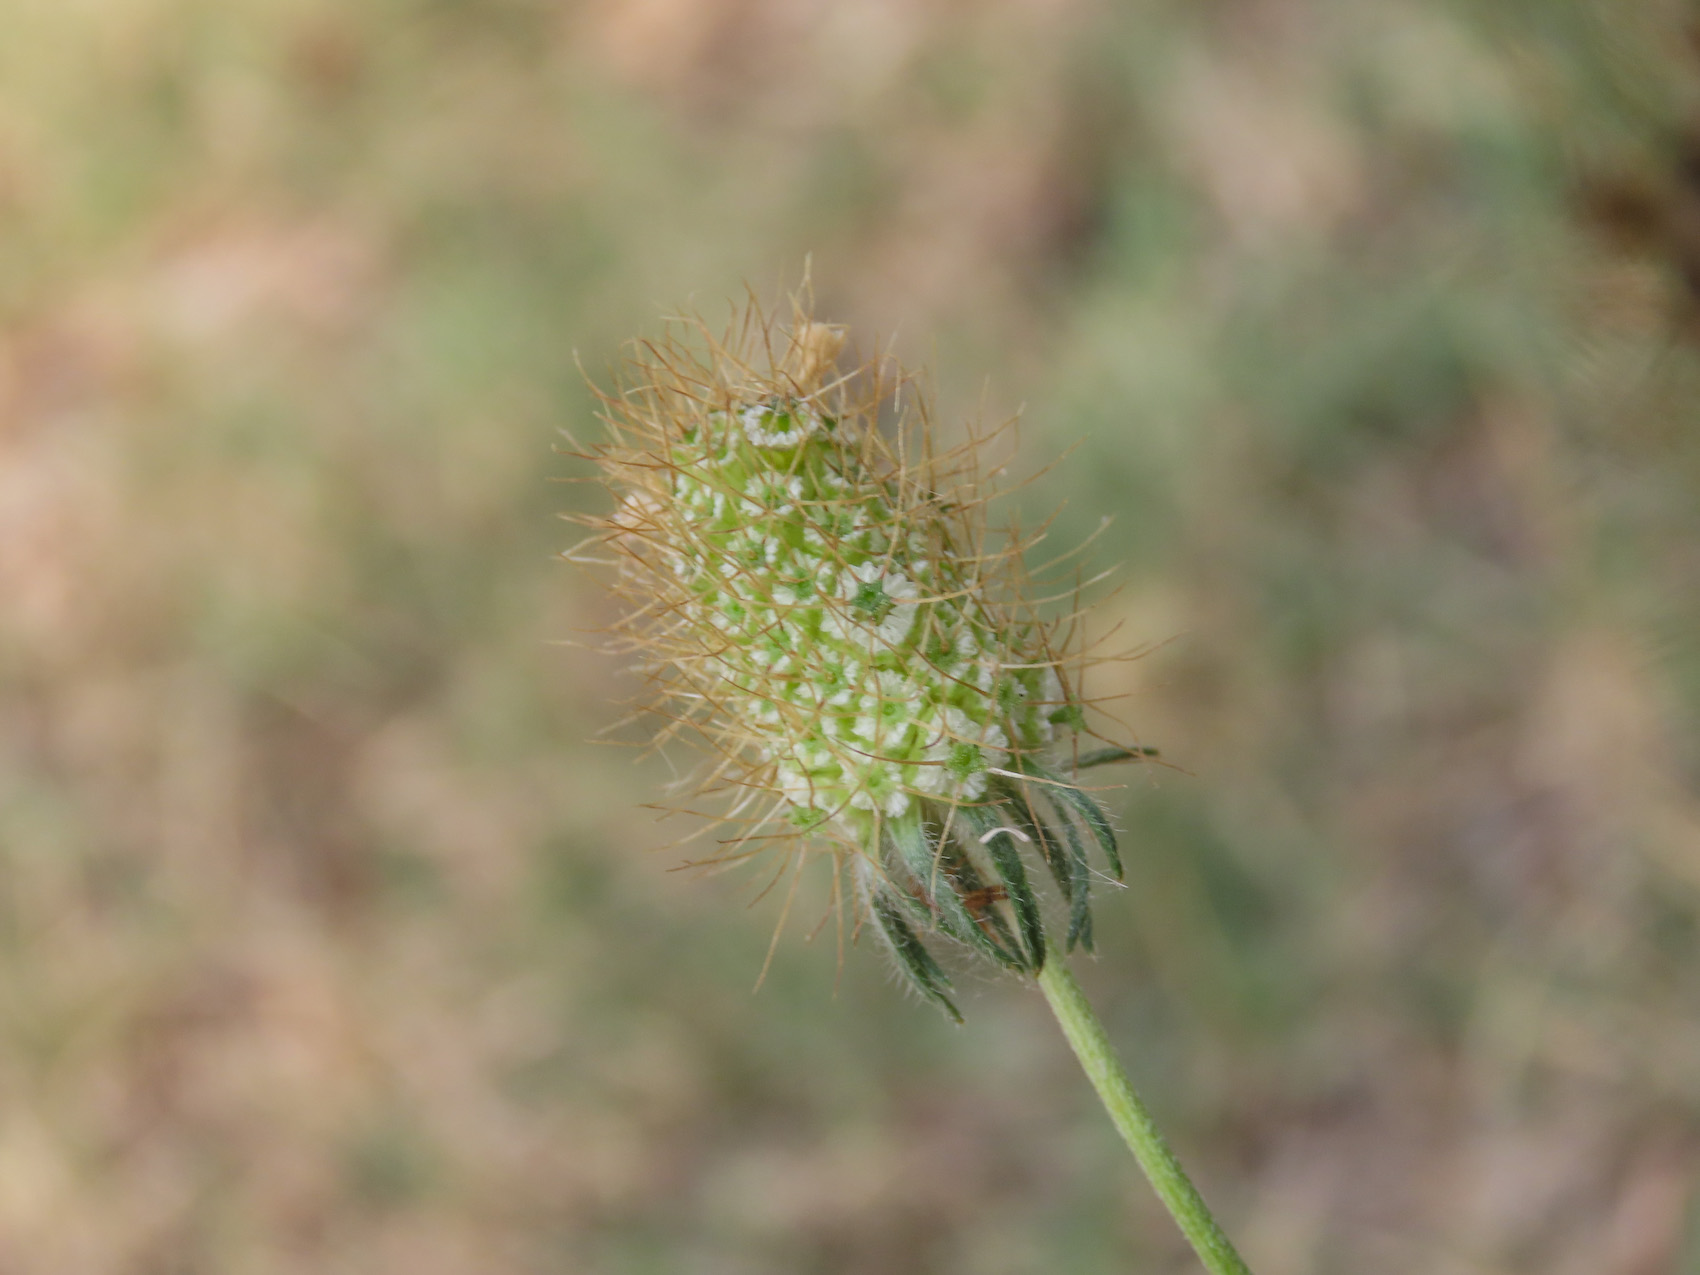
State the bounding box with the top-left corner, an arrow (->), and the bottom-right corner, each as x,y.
3,0 -> 1700,1271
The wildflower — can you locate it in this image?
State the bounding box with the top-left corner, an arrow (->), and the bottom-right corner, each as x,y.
574,292 -> 1146,1020
571,289 -> 1252,1275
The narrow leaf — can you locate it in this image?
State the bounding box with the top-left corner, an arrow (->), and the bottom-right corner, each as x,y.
1028,760 -> 1123,880
871,892 -> 961,1022
960,802 -> 1046,972
1049,806 -> 1096,952
992,776 -> 1071,908
887,815 -> 1023,970
1073,745 -> 1158,770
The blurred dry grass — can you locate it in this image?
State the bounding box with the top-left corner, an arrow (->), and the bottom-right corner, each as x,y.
3,0 -> 1700,1271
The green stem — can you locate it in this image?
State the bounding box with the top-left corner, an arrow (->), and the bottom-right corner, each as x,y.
1037,960 -> 1253,1275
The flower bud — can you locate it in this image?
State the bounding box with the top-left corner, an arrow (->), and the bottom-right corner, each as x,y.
580,297 -> 1145,1018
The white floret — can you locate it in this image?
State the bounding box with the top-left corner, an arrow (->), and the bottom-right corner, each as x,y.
740,401 -> 822,448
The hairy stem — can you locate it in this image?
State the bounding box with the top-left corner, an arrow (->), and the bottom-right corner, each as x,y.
1037,960 -> 1253,1275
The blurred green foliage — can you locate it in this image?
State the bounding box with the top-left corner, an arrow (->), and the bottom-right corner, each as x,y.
2,0 -> 1700,1271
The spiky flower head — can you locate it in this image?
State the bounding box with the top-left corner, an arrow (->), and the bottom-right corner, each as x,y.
576,293 -> 1146,1019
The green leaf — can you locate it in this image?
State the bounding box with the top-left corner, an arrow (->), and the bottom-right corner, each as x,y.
1073,745 -> 1158,770
1026,760 -> 1124,880
1052,801 -> 1097,952
992,778 -> 1071,906
959,801 -> 1046,972
871,892 -> 961,1023
887,814 -> 1024,970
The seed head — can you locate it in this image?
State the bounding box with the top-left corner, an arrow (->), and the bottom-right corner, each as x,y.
575,293 -> 1147,1019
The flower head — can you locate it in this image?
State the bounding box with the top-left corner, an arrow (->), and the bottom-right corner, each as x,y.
575,293 -> 1147,1019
